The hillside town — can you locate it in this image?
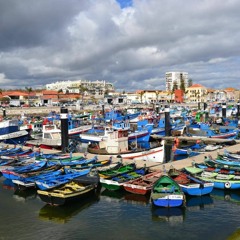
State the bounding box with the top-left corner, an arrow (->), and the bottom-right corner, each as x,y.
0,72 -> 239,108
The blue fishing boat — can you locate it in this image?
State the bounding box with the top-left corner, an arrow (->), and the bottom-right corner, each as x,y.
12,168 -> 64,190
185,166 -> 240,190
150,174 -> 185,207
0,119 -> 29,144
1,160 -> 50,180
168,168 -> 214,196
104,110 -> 140,123
35,168 -> 91,190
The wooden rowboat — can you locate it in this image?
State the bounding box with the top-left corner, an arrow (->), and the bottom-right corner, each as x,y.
122,170 -> 162,195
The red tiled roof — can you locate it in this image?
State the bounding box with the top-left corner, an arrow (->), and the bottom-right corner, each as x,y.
1,91 -> 29,96
42,90 -> 58,95
188,84 -> 205,88
224,87 -> 235,91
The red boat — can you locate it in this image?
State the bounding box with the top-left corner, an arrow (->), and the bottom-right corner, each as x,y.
122,170 -> 162,195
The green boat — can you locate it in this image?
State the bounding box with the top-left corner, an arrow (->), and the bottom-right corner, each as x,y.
150,174 -> 185,207
98,163 -> 136,179
100,168 -> 147,191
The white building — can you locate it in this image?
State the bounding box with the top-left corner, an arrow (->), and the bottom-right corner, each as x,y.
45,79 -> 114,98
165,72 -> 189,91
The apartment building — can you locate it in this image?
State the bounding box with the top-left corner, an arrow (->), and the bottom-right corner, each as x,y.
46,79 -> 114,98
165,72 -> 189,91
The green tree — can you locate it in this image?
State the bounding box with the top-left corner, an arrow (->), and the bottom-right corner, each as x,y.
171,81 -> 178,102
188,78 -> 193,87
180,77 -> 185,92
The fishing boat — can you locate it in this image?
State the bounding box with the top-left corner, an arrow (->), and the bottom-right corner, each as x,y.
79,122 -> 150,144
150,174 -> 185,207
25,124 -> 62,149
37,180 -> 98,206
0,119 -> 29,145
98,163 -> 136,179
168,168 -> 214,196
185,166 -> 240,190
35,168 -> 91,190
1,160 -> 52,180
122,170 -> 162,195
189,127 -> 239,139
87,126 -> 165,163
12,167 -> 64,190
100,168 -> 147,191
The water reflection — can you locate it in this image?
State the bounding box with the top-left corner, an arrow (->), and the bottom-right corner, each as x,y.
227,228 -> 240,240
13,188 -> 38,202
186,195 -> 214,211
100,188 -> 151,206
151,195 -> 214,222
124,193 -> 150,206
100,188 -> 126,203
39,196 -> 100,224
2,179 -> 15,191
211,189 -> 240,205
151,206 -> 185,223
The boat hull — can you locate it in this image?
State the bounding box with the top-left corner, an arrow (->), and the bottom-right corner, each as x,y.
179,183 -> 214,196
88,145 -> 164,163
151,194 -> 184,207
37,183 -> 96,206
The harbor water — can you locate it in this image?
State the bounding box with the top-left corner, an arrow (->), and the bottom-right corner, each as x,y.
1,177 -> 240,240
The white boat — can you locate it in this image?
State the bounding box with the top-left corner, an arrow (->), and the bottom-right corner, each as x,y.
0,119 -> 29,144
25,124 -> 62,149
87,127 -> 165,163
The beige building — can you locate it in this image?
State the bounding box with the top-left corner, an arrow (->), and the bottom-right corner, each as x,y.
185,84 -> 207,103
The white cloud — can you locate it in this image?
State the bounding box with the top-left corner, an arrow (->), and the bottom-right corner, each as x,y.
0,0 -> 240,90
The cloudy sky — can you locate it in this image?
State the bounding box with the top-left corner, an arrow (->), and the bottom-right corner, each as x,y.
0,0 -> 240,91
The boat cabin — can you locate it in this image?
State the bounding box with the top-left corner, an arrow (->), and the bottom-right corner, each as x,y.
42,124 -> 61,140
99,128 -> 129,154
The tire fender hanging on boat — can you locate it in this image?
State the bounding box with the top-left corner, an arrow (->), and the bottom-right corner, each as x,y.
225,182 -> 231,189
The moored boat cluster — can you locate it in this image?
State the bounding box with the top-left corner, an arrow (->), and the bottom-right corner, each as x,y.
1,143 -> 240,209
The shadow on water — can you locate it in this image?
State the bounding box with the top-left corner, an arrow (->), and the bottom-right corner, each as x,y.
13,188 -> 38,202
38,185 -> 102,224
38,194 -> 100,224
100,188 -> 151,206
100,188 -> 126,203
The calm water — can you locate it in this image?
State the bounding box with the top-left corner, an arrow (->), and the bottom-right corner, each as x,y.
1,177 -> 240,240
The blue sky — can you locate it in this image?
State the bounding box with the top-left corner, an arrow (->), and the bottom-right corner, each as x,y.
116,0 -> 132,8
0,0 -> 240,91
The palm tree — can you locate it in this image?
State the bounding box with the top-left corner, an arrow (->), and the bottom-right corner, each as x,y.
25,87 -> 33,107
139,91 -> 145,103
57,89 -> 63,104
155,90 -> 160,103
